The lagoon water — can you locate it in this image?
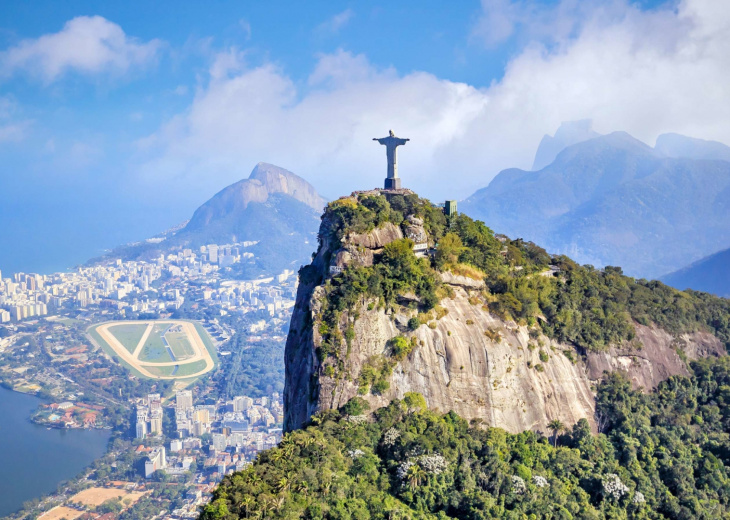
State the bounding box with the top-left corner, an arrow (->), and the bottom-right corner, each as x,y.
0,387 -> 111,517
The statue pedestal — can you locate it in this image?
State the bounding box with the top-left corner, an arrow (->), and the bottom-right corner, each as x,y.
384,178 -> 401,190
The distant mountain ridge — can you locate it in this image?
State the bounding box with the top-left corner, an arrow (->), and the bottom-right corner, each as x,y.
655,133 -> 730,162
461,130 -> 730,278
662,247 -> 730,298
96,163 -> 326,278
533,122 -> 730,170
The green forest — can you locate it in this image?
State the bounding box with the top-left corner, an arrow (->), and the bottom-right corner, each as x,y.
203,357 -> 730,519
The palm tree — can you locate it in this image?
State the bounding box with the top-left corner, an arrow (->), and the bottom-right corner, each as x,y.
294,480 -> 309,496
276,476 -> 290,492
547,419 -> 565,447
271,449 -> 284,462
406,463 -> 427,491
282,441 -> 296,458
240,496 -> 254,518
246,471 -> 262,488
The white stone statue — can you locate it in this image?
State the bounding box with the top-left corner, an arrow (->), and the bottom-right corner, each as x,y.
373,129 -> 409,189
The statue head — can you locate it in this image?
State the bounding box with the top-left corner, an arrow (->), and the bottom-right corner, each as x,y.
389,129 -> 394,137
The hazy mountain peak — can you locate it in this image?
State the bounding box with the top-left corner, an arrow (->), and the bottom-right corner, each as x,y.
187,163 -> 325,231
532,119 -> 601,170
561,130 -> 657,157
655,133 -> 730,162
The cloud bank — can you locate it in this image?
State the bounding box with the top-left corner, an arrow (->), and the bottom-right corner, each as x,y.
133,0 -> 730,202
1,16 -> 162,82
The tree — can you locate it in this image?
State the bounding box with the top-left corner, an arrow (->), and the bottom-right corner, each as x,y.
435,232 -> 464,268
342,397 -> 370,416
403,392 -> 427,414
406,462 -> 427,491
547,419 -> 565,447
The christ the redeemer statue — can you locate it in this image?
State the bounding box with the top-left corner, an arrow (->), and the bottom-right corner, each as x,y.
373,129 -> 409,190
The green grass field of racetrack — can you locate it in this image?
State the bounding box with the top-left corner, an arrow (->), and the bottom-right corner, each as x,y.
86,319 -> 218,381
105,323 -> 148,354
166,332 -> 196,359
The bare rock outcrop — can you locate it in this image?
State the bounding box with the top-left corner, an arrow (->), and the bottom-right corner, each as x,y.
315,286 -> 597,433
585,324 -> 723,390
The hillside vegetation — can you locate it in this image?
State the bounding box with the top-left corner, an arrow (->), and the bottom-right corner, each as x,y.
303,192 -> 730,357
203,357 -> 730,519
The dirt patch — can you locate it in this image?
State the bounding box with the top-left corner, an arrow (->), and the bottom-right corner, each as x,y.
39,506 -> 84,520
70,487 -> 146,507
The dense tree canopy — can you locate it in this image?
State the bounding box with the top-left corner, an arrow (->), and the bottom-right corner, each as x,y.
203,357 -> 730,519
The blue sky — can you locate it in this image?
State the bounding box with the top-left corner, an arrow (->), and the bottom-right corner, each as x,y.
2,0 -> 728,274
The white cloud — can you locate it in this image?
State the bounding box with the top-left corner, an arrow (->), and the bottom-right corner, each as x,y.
134,0 -> 730,203
1,16 -> 162,82
0,121 -> 30,143
0,96 -> 31,143
239,19 -> 252,41
471,0 -> 628,48
316,9 -> 354,35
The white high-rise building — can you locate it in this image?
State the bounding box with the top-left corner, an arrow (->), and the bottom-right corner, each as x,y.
150,408 -> 163,435
136,408 -> 149,439
207,244 -> 219,264
145,446 -> 167,478
212,433 -> 227,452
233,396 -> 253,412
176,390 -> 193,413
136,420 -> 148,439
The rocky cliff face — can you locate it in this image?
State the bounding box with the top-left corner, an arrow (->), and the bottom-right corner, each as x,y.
284,192 -> 725,434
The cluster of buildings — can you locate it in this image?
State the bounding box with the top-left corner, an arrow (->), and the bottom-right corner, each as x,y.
172,390 -> 215,438
136,393 -> 164,438
38,400 -> 104,429
0,270 -> 49,322
137,390 -> 283,481
198,242 -> 257,267
0,240 -> 300,323
202,270 -> 298,317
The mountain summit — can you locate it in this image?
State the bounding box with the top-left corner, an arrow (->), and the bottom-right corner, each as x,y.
185,163 -> 325,231
207,187 -> 730,520
661,246 -> 730,298
531,119 -> 601,170
655,133 -> 730,162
